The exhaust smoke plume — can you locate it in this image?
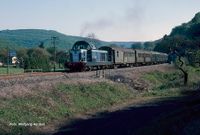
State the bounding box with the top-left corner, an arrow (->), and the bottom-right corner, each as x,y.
80,0 -> 146,40
80,19 -> 113,37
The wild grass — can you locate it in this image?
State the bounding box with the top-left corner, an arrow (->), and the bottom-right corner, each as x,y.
0,67 -> 24,75
134,66 -> 200,135
0,82 -> 133,134
1,66 -> 200,134
142,66 -> 200,97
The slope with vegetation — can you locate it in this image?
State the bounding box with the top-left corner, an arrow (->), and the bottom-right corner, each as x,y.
0,29 -> 146,50
0,64 -> 200,135
0,29 -> 149,71
154,12 -> 200,65
0,80 -> 134,134
0,29 -> 83,49
0,29 -> 110,50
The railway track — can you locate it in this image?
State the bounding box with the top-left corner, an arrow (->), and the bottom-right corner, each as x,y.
0,72 -> 65,80
0,64 -> 172,80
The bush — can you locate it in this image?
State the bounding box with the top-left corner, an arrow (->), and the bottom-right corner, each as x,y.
24,48 -> 51,71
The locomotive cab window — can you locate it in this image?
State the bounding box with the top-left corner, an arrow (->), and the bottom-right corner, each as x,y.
100,53 -> 106,62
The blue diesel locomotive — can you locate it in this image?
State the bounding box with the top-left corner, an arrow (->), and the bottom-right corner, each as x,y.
65,41 -> 168,72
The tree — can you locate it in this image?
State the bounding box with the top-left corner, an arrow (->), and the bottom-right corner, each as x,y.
131,43 -> 143,49
109,44 -> 118,47
154,12 -> 200,85
56,50 -> 68,68
174,50 -> 188,85
0,48 -> 7,64
16,48 -> 28,68
143,42 -> 155,50
46,47 -> 55,61
187,50 -> 200,66
46,47 -> 55,54
24,48 -> 51,71
158,35 -> 190,85
169,40 -> 189,86
38,41 -> 45,49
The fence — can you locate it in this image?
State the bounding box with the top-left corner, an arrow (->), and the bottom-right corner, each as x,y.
0,66 -> 24,75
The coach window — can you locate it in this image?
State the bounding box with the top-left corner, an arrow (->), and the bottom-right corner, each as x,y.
117,51 -> 119,57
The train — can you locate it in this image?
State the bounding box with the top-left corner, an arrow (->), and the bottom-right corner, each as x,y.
65,41 -> 168,72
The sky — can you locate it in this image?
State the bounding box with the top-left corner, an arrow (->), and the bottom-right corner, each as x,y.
0,0 -> 200,41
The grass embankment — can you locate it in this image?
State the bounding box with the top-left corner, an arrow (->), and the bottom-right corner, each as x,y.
136,66 -> 200,135
0,82 -> 133,134
142,66 -> 200,97
0,67 -> 24,75
1,66 -> 200,135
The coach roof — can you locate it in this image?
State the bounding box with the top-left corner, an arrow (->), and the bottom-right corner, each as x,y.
99,46 -> 135,52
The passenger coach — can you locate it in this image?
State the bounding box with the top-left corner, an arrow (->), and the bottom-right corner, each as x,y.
65,41 -> 168,72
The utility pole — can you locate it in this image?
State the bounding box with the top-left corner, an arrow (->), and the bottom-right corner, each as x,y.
51,36 -> 57,72
7,45 -> 9,75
